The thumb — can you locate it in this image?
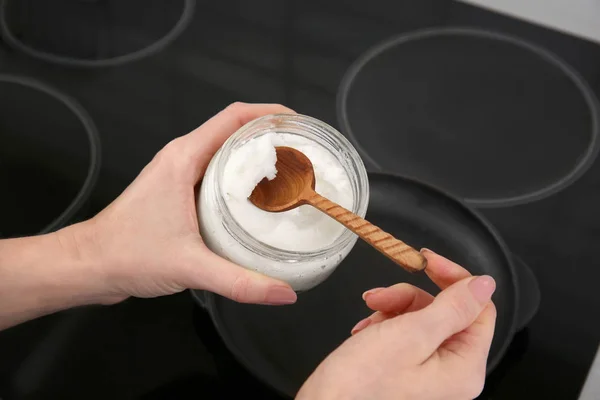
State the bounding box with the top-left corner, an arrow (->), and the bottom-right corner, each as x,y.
407,275 -> 496,353
187,248 -> 297,305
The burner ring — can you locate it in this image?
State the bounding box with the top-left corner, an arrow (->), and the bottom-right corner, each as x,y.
337,27 -> 600,208
0,74 -> 100,236
0,0 -> 195,68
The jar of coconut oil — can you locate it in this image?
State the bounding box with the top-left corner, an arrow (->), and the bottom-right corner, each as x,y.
197,114 -> 369,291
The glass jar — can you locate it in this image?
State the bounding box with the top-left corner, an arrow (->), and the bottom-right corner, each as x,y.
197,114 -> 369,291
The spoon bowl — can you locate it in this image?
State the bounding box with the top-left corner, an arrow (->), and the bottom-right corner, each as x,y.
249,146 -> 315,212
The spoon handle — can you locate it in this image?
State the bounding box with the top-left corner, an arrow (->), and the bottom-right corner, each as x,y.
304,192 -> 427,273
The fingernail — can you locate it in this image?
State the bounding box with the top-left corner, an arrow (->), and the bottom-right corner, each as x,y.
351,318 -> 371,335
420,248 -> 436,255
468,275 -> 496,304
362,287 -> 385,301
264,286 -> 297,305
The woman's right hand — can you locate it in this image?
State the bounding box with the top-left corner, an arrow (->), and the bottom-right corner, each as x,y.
297,249 -> 497,400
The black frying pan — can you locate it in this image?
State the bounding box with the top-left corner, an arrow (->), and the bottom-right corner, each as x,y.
192,173 -> 540,398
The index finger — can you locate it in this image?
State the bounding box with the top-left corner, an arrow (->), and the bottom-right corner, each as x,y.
422,248 -> 472,290
421,250 -> 497,366
182,102 -> 295,179
186,102 -> 294,155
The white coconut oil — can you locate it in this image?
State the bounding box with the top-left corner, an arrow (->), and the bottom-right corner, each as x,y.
198,114 -> 369,291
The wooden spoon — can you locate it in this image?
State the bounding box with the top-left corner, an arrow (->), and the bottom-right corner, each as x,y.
249,146 -> 427,273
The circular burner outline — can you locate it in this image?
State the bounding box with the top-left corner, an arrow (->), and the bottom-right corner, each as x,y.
0,0 -> 196,68
0,74 -> 101,234
337,27 -> 600,208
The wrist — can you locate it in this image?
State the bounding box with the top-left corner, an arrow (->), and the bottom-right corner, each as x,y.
0,223 -> 125,330
54,220 -> 127,306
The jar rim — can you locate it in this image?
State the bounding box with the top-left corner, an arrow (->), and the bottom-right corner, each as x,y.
213,113 -> 370,261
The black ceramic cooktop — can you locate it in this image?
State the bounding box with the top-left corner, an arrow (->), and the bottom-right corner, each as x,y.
1,0 -> 599,399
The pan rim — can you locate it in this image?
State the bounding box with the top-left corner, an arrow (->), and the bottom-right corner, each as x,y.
336,26 -> 600,208
195,171 -> 519,397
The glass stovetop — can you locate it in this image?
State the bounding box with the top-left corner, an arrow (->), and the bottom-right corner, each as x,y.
1,0 -> 599,399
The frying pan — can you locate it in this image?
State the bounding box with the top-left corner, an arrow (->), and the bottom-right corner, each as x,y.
192,173 -> 540,398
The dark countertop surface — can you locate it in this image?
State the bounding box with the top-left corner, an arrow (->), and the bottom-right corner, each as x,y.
1,0 -> 599,398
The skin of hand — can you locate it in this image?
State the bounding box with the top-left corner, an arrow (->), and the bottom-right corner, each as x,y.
68,102 -> 300,303
296,249 -> 497,400
0,103 -> 298,330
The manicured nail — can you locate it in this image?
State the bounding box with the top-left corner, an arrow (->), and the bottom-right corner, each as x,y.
468,275 -> 496,304
362,287 -> 385,301
264,286 -> 297,305
351,318 -> 371,335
